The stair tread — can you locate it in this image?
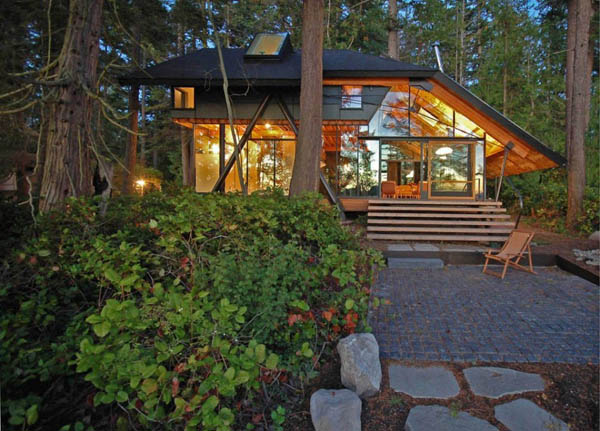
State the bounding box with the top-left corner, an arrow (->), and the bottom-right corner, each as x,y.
367,226 -> 513,233
368,219 -> 515,226
367,199 -> 502,206
368,212 -> 512,219
367,206 -> 506,212
367,233 -> 509,242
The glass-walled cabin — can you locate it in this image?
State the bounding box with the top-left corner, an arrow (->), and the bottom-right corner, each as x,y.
174,81 -> 507,200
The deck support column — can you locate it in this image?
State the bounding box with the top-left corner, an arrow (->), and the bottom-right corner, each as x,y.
495,142 -> 514,202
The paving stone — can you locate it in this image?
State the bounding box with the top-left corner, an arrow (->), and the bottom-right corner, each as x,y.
405,405 -> 498,431
495,399 -> 568,431
310,389 -> 361,431
389,365 -> 459,398
464,367 -> 545,398
369,267 -> 599,364
413,243 -> 440,251
388,258 -> 444,269
388,244 -> 413,251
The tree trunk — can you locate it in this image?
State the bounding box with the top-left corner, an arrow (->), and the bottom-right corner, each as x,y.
122,84 -> 139,194
387,0 -> 398,59
289,0 -> 324,196
566,0 -> 592,228
502,20 -> 509,116
565,0 -> 576,160
177,24 -> 191,186
39,0 -> 104,212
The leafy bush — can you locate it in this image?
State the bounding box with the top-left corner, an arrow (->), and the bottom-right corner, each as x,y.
1,189 -> 381,430
501,170 -> 599,234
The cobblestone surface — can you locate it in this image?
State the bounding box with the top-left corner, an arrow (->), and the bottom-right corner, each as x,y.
369,266 -> 599,364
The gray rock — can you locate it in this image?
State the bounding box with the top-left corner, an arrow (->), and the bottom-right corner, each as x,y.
310,389 -> 361,431
389,365 -> 460,399
588,231 -> 600,242
337,333 -> 382,398
405,405 -> 498,431
495,399 -> 568,431
388,258 -> 444,269
463,367 -> 545,398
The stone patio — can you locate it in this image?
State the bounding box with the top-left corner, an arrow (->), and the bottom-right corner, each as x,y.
369,266 -> 599,363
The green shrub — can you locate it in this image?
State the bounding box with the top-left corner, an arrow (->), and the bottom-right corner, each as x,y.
1,189 -> 381,430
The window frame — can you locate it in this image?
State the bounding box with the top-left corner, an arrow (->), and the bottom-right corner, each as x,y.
341,85 -> 363,110
172,86 -> 195,110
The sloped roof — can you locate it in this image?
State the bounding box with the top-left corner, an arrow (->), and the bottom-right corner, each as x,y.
119,48 -> 436,86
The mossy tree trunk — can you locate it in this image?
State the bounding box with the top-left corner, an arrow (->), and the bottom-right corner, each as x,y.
39,0 -> 104,211
289,0 -> 324,196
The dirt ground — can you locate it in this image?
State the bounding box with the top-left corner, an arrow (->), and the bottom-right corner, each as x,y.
286,357 -> 599,431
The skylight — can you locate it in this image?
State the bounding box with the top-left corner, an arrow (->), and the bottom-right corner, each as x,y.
245,33 -> 290,59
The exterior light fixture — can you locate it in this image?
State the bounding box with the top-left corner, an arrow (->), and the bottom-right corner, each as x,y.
435,146 -> 453,156
265,123 -> 271,129
136,179 -> 146,187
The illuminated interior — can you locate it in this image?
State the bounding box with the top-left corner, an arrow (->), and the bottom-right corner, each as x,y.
173,87 -> 194,109
182,83 -> 514,199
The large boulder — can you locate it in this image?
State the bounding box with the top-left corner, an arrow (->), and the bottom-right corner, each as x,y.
310,389 -> 361,431
588,231 -> 600,242
337,333 -> 382,398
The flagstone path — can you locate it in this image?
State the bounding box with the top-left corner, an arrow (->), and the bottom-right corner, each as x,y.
369,266 -> 599,364
391,365 -> 568,431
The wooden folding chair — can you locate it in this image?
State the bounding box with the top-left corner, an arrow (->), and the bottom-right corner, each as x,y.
482,230 -> 536,279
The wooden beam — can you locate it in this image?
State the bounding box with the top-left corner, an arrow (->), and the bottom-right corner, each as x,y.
323,77 -> 408,86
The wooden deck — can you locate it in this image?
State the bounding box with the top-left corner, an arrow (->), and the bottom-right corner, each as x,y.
365,199 -> 515,243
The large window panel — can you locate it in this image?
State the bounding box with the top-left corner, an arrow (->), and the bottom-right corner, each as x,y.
368,84 -> 410,136
429,142 -> 473,197
410,86 -> 453,137
357,140 -> 379,196
275,140 -> 295,193
337,127 -> 360,196
194,125 -> 219,192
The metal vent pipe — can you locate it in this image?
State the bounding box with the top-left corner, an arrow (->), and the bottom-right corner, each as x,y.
432,42 -> 444,73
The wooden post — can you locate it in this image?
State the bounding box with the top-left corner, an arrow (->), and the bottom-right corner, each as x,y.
495,142 -> 514,202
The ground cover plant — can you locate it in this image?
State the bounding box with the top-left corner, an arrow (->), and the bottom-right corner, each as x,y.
0,189 -> 381,430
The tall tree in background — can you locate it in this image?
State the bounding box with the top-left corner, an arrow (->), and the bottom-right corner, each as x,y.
290,0 -> 324,195
39,0 -> 104,211
565,0 -> 594,228
388,0 -> 398,59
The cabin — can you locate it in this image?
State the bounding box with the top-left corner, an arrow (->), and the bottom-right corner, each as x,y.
120,32 -> 565,242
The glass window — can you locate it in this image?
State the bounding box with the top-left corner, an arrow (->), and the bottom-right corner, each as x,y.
455,111 -> 484,138
337,127 -> 360,196
245,33 -> 288,56
429,142 -> 473,197
369,84 -> 410,136
409,86 -> 453,137
357,140 -> 379,196
194,125 -> 219,192
341,86 -> 362,109
223,124 -> 296,194
173,87 -> 194,109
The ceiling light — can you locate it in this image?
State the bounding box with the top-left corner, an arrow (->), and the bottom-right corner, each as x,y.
435,146 -> 453,156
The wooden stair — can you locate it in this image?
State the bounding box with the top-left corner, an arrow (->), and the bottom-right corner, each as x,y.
367,199 -> 515,243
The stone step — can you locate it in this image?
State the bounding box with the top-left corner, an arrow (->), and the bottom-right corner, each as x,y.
387,257 -> 444,269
